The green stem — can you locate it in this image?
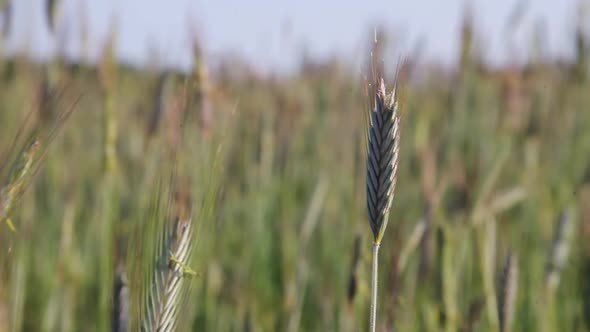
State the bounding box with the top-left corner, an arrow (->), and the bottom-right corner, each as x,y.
369,242 -> 380,332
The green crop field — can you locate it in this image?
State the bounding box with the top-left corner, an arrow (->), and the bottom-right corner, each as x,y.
0,12 -> 590,332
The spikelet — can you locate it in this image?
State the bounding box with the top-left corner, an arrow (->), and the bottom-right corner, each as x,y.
497,252 -> 518,332
366,78 -> 401,244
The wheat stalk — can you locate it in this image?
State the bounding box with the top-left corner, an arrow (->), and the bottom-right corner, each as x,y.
347,234 -> 362,305
498,252 -> 518,332
546,208 -> 574,292
366,77 -> 401,332
113,271 -> 129,332
0,1 -> 11,38
147,73 -> 169,138
45,0 -> 59,33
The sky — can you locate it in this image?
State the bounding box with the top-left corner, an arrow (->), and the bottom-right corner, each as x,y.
1,0 -> 585,73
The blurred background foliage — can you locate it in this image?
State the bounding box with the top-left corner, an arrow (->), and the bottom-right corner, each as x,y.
0,3 -> 590,332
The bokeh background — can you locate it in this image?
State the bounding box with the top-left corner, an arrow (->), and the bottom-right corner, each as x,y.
0,0 -> 590,331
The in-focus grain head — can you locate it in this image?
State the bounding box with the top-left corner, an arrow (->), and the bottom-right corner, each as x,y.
366,78 -> 401,244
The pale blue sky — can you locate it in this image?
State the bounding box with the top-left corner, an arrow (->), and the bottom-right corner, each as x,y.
2,0 -> 584,73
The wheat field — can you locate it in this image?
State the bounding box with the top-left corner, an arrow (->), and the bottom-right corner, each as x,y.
0,11 -> 590,332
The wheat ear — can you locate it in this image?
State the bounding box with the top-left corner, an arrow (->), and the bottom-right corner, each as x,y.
366,78 -> 401,332
130,181 -> 195,332
0,101 -> 77,228
0,140 -> 40,224
142,216 -> 193,332
366,78 -> 401,244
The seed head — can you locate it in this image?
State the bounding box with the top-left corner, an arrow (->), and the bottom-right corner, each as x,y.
366,78 -> 401,244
